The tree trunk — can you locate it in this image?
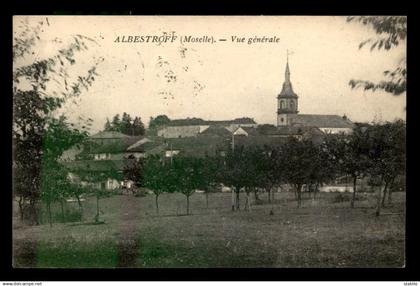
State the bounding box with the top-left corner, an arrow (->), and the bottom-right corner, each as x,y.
376,182 -> 388,217
350,176 -> 357,208
271,188 -> 275,202
18,196 -> 24,221
235,188 -> 240,211
60,199 -> 65,222
47,202 -> 52,227
254,188 -> 259,202
205,192 -> 209,209
296,185 -> 302,208
267,187 -> 271,203
231,188 -> 235,211
96,194 -> 100,222
381,184 -> 388,207
76,195 -> 83,221
388,178 -> 395,205
155,194 -> 159,215
28,199 -> 39,226
186,195 -> 190,215
244,191 -> 251,211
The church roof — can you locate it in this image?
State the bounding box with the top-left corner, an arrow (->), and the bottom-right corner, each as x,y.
290,114 -> 354,128
90,131 -> 130,139
278,62 -> 298,98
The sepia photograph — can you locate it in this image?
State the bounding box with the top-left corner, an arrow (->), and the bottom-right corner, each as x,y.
12,16 -> 406,269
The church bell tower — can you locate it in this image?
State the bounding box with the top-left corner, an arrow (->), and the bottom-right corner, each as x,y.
277,56 -> 298,126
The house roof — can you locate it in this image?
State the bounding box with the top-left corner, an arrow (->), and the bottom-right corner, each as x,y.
90,131 -> 130,139
63,159 -> 127,172
241,127 -> 259,136
127,138 -> 151,152
290,114 -> 354,128
234,134 -> 289,148
259,126 -> 311,136
82,136 -> 143,154
168,117 -> 256,126
199,125 -> 232,137
164,135 -> 229,157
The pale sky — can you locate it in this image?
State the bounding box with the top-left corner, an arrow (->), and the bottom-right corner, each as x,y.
14,16 -> 406,133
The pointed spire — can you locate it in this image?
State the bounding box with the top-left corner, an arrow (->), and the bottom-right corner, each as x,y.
278,51 -> 297,98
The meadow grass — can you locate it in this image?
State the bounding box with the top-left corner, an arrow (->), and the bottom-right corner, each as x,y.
13,191 -> 405,268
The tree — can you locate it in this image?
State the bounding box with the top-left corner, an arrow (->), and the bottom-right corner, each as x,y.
241,147 -> 263,211
195,156 -> 220,208
132,116 -> 146,136
258,146 -> 282,204
121,112 -> 132,135
282,138 -> 318,208
149,115 -> 171,130
172,157 -> 200,215
143,155 -> 170,215
13,17 -> 101,224
110,114 -> 122,132
323,127 -> 370,208
79,166 -> 121,223
38,116 -> 88,226
123,158 -> 144,191
364,121 -> 406,215
347,16 -> 406,96
104,113 -> 145,136
104,118 -> 112,131
221,145 -> 249,211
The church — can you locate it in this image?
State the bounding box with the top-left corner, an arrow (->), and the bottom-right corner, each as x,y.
276,59 -> 354,134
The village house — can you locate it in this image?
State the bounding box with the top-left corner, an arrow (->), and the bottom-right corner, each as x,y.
61,131 -> 160,191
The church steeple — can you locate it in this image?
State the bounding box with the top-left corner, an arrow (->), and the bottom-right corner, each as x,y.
279,57 -> 297,98
277,53 -> 299,127
285,53 -> 290,83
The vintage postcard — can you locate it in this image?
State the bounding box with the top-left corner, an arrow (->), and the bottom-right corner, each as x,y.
12,16 -> 406,268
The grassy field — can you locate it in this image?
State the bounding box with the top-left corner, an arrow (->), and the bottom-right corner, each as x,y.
12,190 -> 405,268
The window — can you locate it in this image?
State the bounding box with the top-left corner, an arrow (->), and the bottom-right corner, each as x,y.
290,101 -> 295,109
281,118 -> 284,122
280,100 -> 285,109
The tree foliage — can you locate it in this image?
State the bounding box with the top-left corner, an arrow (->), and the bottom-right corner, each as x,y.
104,112 -> 145,136
148,114 -> 171,130
13,17 -> 102,224
347,16 -> 406,96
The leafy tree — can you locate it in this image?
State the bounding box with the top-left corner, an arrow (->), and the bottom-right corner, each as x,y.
13,18 -> 101,224
132,116 -> 146,136
110,114 -> 122,132
240,147 -> 263,211
39,116 -> 88,226
79,167 -> 121,223
258,146 -> 282,204
149,114 -> 171,130
172,157 -> 200,215
104,113 -> 145,136
121,112 -> 132,135
323,127 -> 370,208
221,145 -> 249,211
195,156 -> 220,208
104,118 -> 112,131
123,158 -> 144,190
281,138 -> 319,208
347,16 -> 406,96
364,120 -> 406,215
143,155 -> 170,214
